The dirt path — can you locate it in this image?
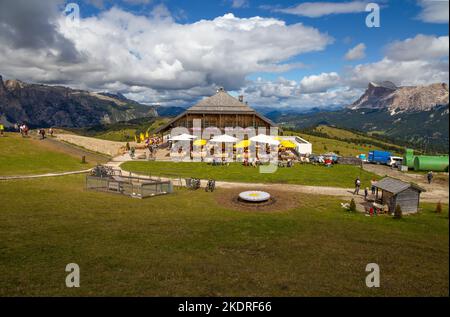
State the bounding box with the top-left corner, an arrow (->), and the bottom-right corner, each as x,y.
40,137 -> 110,164
0,169 -> 91,180
362,163 -> 448,202
55,134 -> 128,157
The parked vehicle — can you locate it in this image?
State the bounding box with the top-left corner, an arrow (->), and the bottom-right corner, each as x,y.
388,156 -> 403,167
358,154 -> 368,162
368,150 -> 391,165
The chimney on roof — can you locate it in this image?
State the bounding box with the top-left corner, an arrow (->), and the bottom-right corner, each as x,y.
238,95 -> 244,103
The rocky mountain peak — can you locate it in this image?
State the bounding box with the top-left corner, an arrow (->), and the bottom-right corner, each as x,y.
0,75 -> 5,94
4,79 -> 26,91
350,81 -> 449,113
368,81 -> 397,90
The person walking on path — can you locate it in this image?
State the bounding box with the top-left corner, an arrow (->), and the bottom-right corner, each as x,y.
364,187 -> 369,201
427,171 -> 433,184
0,124 -> 4,136
129,146 -> 136,159
370,179 -> 377,195
353,177 -> 361,195
39,128 -> 46,140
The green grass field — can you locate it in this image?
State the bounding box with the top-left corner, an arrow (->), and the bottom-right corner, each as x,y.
283,125 -> 404,157
0,175 -> 447,296
0,133 -> 97,176
121,161 -> 378,188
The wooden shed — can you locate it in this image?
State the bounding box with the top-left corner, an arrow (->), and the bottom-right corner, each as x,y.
374,177 -> 425,214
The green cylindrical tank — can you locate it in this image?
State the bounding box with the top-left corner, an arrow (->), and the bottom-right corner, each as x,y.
403,149 -> 416,168
403,154 -> 416,168
413,156 -> 449,172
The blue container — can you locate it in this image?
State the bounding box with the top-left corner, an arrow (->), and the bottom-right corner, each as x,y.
368,150 -> 391,165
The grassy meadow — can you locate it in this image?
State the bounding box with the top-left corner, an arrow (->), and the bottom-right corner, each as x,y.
284,126 -> 405,157
0,174 -> 448,296
121,161 -> 379,188
0,133 -> 98,176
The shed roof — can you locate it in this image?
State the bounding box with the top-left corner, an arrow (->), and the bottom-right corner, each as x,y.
374,177 -> 426,194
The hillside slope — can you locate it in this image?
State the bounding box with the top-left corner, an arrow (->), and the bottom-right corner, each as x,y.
0,75 -> 158,128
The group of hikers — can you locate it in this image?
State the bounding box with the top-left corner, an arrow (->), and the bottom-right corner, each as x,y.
5,123 -> 54,139
126,135 -> 160,159
17,124 -> 30,137
37,128 -> 54,139
353,177 -> 379,201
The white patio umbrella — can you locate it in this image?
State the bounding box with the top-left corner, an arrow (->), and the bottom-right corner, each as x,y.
249,134 -> 280,146
209,134 -> 238,143
168,133 -> 197,141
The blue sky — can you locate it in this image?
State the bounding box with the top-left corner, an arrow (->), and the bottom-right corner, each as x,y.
0,0 -> 448,109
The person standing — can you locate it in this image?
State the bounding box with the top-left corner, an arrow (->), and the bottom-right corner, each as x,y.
130,146 -> 136,159
354,177 -> 361,195
370,179 -> 377,195
427,171 -> 433,184
0,124 -> 4,136
364,187 -> 369,201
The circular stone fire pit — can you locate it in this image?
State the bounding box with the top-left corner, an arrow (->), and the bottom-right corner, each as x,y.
238,191 -> 271,203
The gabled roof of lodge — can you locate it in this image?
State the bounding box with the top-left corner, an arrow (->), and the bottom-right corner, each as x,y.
374,177 -> 426,194
155,88 -> 277,133
187,89 -> 255,113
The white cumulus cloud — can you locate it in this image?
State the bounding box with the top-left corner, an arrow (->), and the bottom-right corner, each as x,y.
230,0 -> 250,8
241,77 -> 362,109
299,72 -> 341,93
0,4 -> 332,106
417,0 -> 449,24
386,34 -> 449,61
345,43 -> 366,61
272,1 -> 368,17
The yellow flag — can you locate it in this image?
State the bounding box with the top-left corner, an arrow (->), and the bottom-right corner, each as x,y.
140,133 -> 145,141
134,135 -> 138,143
145,131 -> 149,138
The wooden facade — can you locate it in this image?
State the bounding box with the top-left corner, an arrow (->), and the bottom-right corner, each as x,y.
374,177 -> 425,213
155,88 -> 277,134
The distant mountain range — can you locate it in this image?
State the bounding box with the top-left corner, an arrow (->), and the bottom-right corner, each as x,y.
349,81 -> 449,114
1,74 -> 448,152
281,82 -> 449,153
0,75 -> 157,128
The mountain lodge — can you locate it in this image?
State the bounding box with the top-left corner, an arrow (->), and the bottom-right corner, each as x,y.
154,88 -> 277,135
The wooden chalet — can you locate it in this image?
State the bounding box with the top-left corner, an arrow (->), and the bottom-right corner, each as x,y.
155,88 -> 277,135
